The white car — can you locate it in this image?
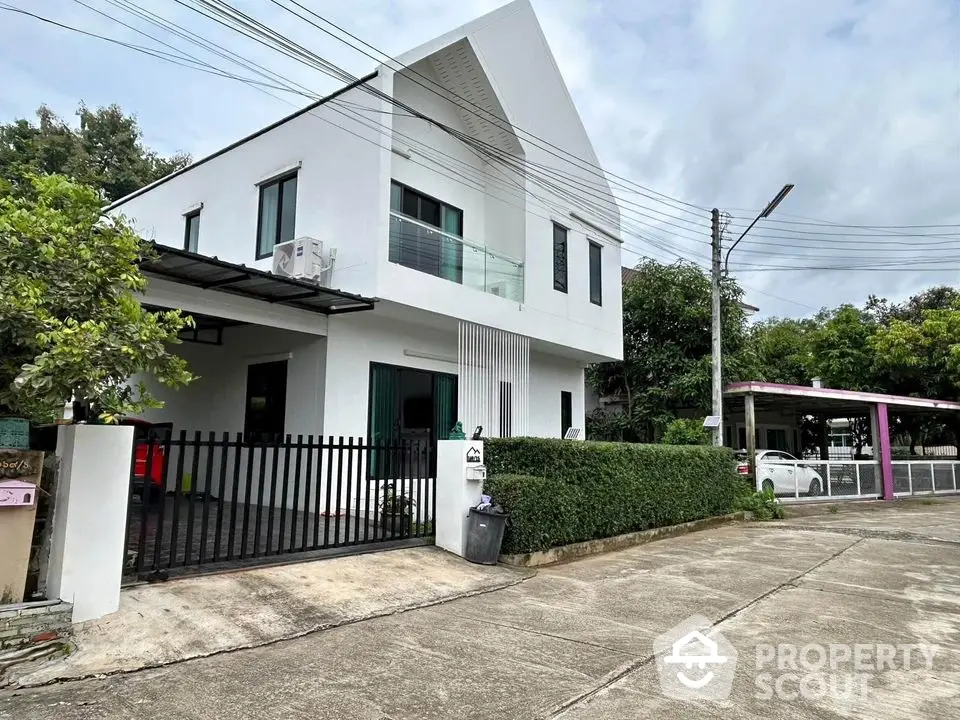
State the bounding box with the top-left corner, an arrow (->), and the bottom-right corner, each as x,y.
736,450 -> 823,497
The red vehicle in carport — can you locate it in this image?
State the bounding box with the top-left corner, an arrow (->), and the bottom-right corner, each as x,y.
121,418 -> 171,503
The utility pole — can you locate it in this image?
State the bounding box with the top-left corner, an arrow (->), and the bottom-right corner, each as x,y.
710,208 -> 722,447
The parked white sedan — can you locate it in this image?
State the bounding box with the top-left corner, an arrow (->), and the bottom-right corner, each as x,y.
736,450 -> 824,497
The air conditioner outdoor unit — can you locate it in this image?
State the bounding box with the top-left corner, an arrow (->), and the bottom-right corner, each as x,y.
272,236 -> 336,284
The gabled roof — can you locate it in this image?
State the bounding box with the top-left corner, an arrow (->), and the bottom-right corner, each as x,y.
105,73 -> 377,211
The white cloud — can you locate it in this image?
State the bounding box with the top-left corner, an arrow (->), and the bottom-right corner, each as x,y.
1,0 -> 957,317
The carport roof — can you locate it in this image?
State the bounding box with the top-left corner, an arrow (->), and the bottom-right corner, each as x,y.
725,381 -> 960,416
140,243 -> 376,315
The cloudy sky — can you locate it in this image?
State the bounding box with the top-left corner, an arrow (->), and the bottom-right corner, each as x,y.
2,0 -> 958,317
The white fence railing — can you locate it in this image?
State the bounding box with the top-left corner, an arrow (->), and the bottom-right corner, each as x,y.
757,459 -> 960,502
892,460 -> 960,497
757,460 -> 880,502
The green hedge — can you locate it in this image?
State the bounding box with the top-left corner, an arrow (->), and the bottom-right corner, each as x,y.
484,438 -> 738,555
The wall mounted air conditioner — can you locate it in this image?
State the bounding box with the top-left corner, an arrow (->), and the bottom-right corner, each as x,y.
272,236 -> 337,285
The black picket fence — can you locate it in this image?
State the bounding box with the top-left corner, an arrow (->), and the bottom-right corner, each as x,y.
124,432 -> 435,581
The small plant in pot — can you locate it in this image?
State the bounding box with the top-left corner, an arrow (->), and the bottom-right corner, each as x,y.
379,483 -> 415,536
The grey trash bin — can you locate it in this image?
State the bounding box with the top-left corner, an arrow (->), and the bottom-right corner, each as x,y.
464,507 -> 508,565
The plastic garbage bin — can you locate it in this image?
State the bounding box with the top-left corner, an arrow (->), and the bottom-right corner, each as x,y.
464,507 -> 508,565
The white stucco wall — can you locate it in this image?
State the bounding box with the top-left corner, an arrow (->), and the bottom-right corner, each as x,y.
111,79 -> 392,299
324,311 -> 584,441
140,325 -> 326,439
529,351 -> 586,438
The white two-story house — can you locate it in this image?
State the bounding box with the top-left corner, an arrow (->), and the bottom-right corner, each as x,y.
112,0 -> 623,458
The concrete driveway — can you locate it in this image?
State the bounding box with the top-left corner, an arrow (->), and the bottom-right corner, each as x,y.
3,501 -> 960,719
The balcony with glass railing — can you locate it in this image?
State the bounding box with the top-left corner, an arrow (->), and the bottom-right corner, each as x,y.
388,212 -> 524,302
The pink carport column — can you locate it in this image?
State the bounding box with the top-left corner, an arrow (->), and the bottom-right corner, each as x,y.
872,402 -> 895,501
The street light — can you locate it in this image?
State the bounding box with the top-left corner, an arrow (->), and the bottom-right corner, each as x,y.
723,184 -> 794,276
710,183 -> 794,448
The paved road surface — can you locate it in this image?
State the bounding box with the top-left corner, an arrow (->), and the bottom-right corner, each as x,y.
4,502 -> 960,719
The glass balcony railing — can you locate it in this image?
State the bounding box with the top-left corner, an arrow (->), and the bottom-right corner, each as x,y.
389,212 -> 524,302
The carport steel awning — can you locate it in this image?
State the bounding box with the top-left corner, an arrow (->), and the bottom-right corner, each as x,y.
724,382 -> 960,418
139,243 -> 375,315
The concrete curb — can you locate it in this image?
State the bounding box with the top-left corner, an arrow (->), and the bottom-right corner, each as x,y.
781,494 -> 960,519
498,513 -> 746,568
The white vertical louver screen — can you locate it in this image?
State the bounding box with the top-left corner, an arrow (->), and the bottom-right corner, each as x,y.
457,321 -> 530,438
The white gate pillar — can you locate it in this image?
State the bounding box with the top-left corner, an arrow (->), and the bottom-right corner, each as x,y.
46,424 -> 134,623
435,440 -> 484,557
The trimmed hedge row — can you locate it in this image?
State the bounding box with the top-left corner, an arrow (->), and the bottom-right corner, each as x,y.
484,438 -> 739,555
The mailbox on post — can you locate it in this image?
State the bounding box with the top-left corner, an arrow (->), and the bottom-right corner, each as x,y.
0,480 -> 37,508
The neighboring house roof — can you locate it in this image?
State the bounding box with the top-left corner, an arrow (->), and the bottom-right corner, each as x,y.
105,73 -> 378,212
140,243 -> 375,315
620,266 -> 759,314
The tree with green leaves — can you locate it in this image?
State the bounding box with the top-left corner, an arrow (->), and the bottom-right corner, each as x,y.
0,104 -> 190,202
805,305 -> 880,391
747,317 -> 819,386
0,174 -> 195,423
587,259 -> 754,442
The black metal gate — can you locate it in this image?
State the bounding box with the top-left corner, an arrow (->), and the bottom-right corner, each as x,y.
123,432 -> 435,582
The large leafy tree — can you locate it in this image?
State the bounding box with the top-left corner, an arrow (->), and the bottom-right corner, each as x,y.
0,174 -> 195,423
0,104 -> 190,202
747,317 -> 819,386
805,305 -> 880,391
587,259 -> 754,441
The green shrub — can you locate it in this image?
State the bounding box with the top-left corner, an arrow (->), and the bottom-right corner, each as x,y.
661,418 -> 710,445
483,438 -> 738,554
890,446 -> 913,460
734,488 -> 784,520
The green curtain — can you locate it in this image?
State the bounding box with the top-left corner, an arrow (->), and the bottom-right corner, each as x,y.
434,374 -> 457,441
369,364 -> 399,477
440,207 -> 463,283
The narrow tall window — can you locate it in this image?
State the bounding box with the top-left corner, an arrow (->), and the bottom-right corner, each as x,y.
561,391 -> 572,437
257,173 -> 298,259
183,209 -> 200,253
244,360 -> 288,443
499,381 -> 513,438
553,223 -> 568,293
588,240 -> 602,306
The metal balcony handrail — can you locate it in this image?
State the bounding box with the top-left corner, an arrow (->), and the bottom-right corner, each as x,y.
389,211 -> 523,268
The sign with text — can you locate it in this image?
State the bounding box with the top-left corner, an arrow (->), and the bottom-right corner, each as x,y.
0,449 -> 44,604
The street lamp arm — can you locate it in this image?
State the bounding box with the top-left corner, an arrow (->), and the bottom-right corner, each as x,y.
723,216 -> 762,276
721,184 -> 794,276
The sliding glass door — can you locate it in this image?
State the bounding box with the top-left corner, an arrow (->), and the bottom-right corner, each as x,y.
367,363 -> 457,477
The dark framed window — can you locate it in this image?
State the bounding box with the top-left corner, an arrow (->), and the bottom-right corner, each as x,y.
256,173 -> 298,259
183,209 -> 200,253
244,360 -> 288,443
588,240 -> 602,305
561,391 -> 572,437
553,223 -> 568,293
389,180 -> 463,283
500,382 -> 513,438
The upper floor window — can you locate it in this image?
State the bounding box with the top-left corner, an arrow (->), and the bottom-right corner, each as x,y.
256,173 -> 298,259
588,240 -> 602,306
553,223 -> 568,293
183,209 -> 200,253
389,181 -> 463,282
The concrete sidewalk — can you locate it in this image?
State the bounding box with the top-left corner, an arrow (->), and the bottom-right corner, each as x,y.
3,504 -> 960,718
5,546 -> 528,687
